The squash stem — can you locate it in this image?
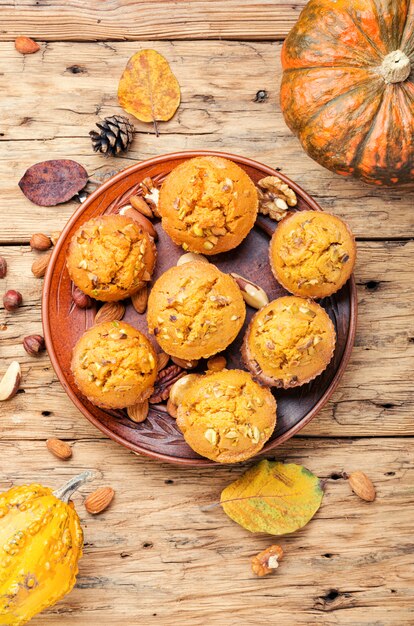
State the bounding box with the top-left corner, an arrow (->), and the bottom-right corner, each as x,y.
53,470 -> 95,503
381,50 -> 411,83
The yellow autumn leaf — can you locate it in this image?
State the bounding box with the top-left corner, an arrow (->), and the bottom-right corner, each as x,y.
118,49 -> 180,134
221,460 -> 324,535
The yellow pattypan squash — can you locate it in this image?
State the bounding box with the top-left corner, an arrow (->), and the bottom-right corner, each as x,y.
0,471 -> 92,625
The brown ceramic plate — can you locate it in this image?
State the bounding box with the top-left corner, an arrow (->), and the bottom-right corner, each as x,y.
42,150 -> 357,466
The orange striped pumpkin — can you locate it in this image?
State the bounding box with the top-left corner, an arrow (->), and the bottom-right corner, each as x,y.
281,0 -> 414,186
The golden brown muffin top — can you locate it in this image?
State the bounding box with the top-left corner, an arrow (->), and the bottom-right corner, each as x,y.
243,296 -> 336,388
176,369 -> 276,463
158,156 -> 258,254
270,210 -> 356,298
67,214 -> 156,301
147,261 -> 246,360
72,321 -> 157,407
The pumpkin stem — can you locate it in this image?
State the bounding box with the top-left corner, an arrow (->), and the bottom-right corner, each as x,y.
380,50 -> 411,84
53,470 -> 95,503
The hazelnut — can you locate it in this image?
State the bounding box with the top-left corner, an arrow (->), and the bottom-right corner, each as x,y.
23,334 -> 46,356
72,286 -> 93,309
3,290 -> 23,312
0,257 -> 7,279
30,233 -> 52,251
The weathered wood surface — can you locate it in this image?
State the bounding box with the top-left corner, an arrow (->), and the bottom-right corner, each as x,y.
1,41 -> 413,241
1,240 -> 413,439
0,437 -> 412,626
1,1 -> 306,41
1,9 -> 414,625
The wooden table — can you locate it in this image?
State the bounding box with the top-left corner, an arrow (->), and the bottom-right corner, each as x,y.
1,3 -> 413,624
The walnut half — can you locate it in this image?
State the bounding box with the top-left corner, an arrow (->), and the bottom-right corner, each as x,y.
257,176 -> 297,222
251,544 -> 284,577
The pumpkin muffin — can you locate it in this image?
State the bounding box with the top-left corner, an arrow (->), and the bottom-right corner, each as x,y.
270,210 -> 356,298
242,296 -> 336,388
158,156 -> 258,254
147,261 -> 246,360
71,321 -> 157,409
176,369 -> 276,463
67,214 -> 156,302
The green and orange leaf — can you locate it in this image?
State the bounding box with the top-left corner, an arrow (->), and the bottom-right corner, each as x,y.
220,460 -> 324,535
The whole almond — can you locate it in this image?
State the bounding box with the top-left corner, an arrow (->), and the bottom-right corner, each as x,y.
30,233 -> 52,251
94,301 -> 125,325
119,206 -> 158,241
130,195 -> 154,218
157,351 -> 170,371
348,471 -> 376,502
46,438 -> 72,460
85,487 -> 114,514
171,356 -> 199,370
131,286 -> 148,314
15,36 -> 40,55
127,400 -> 149,423
31,251 -> 52,278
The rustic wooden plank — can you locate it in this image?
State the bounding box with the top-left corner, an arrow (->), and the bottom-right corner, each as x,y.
0,1 -> 306,41
1,41 -> 413,241
1,240 -> 413,439
0,437 -> 412,625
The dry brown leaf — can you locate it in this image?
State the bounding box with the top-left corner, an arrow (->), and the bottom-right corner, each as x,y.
118,49 -> 180,136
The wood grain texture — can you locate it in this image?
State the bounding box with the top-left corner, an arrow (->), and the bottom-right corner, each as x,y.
0,1 -> 306,41
1,20 -> 414,625
0,437 -> 412,625
1,240 -> 413,439
1,41 -> 413,241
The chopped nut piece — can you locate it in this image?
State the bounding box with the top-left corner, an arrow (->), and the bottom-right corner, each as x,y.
204,428 -> 217,445
225,430 -> 238,439
251,545 -> 284,577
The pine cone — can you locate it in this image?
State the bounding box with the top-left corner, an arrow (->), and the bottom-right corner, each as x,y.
89,115 -> 134,157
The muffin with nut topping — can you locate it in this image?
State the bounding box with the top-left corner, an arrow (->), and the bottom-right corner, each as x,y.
176,369 -> 276,463
71,321 -> 158,409
242,296 -> 336,388
158,156 -> 258,254
147,261 -> 246,360
269,210 -> 356,298
67,214 -> 156,302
